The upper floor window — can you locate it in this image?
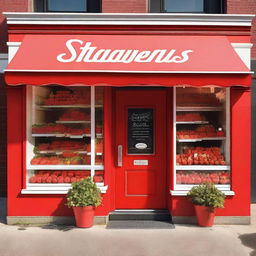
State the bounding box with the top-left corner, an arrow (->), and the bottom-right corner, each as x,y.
35,0 -> 101,12
150,0 -> 224,13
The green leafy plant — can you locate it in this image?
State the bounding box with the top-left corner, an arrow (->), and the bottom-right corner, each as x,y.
66,177 -> 102,207
187,182 -> 225,208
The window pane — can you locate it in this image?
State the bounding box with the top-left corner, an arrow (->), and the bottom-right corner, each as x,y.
164,0 -> 204,12
175,87 -> 230,186
48,0 -> 87,12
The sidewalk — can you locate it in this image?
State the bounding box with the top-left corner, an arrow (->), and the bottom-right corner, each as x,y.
0,201 -> 255,256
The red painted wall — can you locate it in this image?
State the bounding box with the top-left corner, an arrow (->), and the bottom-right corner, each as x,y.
0,75 -> 7,196
0,0 -> 30,196
227,0 -> 256,58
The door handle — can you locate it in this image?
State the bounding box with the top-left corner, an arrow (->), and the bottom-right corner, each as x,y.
117,145 -> 122,167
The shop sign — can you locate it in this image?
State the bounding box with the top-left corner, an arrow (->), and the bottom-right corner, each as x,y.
6,35 -> 249,73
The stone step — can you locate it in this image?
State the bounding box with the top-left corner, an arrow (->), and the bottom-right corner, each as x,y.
109,209 -> 172,221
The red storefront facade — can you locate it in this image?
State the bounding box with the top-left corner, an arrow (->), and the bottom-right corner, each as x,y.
4,13 -> 254,224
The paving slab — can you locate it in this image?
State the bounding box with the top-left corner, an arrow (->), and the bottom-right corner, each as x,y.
0,201 -> 255,256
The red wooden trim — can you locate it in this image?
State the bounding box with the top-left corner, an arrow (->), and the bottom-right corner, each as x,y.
166,88 -> 173,212
103,87 -> 114,212
22,86 -> 26,189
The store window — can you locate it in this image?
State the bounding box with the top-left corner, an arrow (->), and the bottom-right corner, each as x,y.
149,0 -> 223,13
26,86 -> 104,191
34,0 -> 101,12
174,87 -> 230,191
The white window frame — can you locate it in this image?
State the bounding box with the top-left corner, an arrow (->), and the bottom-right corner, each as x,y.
171,86 -> 234,196
22,85 -> 107,194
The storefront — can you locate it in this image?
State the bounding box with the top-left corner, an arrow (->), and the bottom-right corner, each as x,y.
4,13 -> 254,224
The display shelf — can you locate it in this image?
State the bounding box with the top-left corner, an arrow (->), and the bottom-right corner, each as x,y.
38,150 -> 88,155
56,120 -> 90,124
21,184 -> 108,194
177,137 -> 226,142
27,165 -> 104,170
170,189 -> 234,196
32,133 -> 98,138
176,106 -> 223,112
37,151 -> 103,156
175,184 -> 231,190
176,121 -> 209,124
28,182 -> 105,187
87,152 -> 103,156
39,104 -> 103,108
176,165 -> 230,170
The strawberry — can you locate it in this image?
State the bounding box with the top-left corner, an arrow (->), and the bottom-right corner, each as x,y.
64,177 -> 71,183
70,177 -> 77,183
29,176 -> 37,183
52,177 -> 58,183
46,177 -> 52,183
36,176 -> 42,183
67,171 -> 74,177
57,176 -> 64,183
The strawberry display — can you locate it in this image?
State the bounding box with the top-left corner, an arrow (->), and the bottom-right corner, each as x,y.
96,126 -> 103,134
176,92 -> 221,107
93,175 -> 104,183
96,139 -> 103,153
32,123 -> 91,136
58,110 -> 90,121
30,156 -> 84,165
36,141 -> 88,152
176,171 -> 230,184
176,113 -> 206,122
43,89 -> 90,106
32,124 -> 67,134
28,170 -> 104,184
176,147 -> 226,165
95,88 -> 104,105
177,125 -> 225,139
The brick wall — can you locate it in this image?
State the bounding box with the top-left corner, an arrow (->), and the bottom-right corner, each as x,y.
227,0 -> 256,58
102,0 -> 147,13
0,0 -> 30,52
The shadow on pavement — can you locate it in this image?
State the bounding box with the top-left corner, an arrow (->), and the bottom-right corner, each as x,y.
16,224 -> 76,232
0,197 -> 7,224
238,233 -> 256,256
41,224 -> 76,231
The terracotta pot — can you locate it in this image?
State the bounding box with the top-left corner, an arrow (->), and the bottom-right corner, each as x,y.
73,206 -> 95,228
194,205 -> 216,227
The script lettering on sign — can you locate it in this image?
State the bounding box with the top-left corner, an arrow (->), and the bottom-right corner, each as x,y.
57,40 -> 193,64
128,109 -> 154,154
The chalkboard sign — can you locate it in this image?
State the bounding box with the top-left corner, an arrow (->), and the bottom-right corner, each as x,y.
128,108 -> 154,154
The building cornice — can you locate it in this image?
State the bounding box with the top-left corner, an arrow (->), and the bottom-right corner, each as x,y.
3,12 -> 255,27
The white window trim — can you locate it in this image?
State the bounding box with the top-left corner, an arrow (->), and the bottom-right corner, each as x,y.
172,86 -> 232,195
25,85 -> 107,194
3,13 -> 254,27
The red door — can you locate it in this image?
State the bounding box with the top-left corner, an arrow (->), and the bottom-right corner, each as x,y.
115,89 -> 167,209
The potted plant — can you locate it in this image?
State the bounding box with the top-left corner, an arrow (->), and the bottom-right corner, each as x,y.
66,177 -> 102,228
187,182 -> 225,227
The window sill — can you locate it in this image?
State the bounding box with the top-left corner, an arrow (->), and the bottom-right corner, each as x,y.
170,190 -> 235,196
21,184 -> 108,194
